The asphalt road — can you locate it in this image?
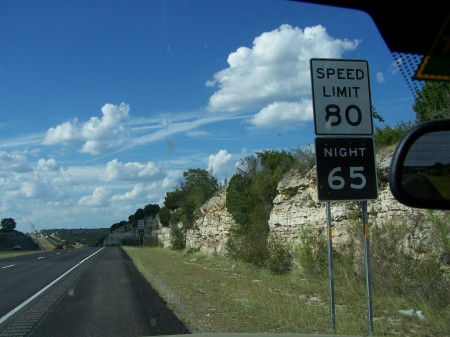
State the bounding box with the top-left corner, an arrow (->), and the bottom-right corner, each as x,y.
0,246 -> 190,337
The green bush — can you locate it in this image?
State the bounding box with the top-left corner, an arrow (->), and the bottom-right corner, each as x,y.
225,150 -> 296,269
169,209 -> 183,225
158,207 -> 171,227
291,144 -> 316,174
296,227 -> 329,275
365,221 -> 449,308
226,230 -> 269,267
170,226 -> 185,250
427,210 -> 450,260
374,121 -> 415,148
146,236 -> 160,247
267,239 -> 294,275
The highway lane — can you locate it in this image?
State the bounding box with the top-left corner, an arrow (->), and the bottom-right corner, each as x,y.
0,246 -> 189,337
0,247 -> 101,318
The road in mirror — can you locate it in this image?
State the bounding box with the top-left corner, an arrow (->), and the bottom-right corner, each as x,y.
401,130 -> 450,201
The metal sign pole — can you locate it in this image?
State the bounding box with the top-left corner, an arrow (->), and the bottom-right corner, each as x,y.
326,202 -> 336,333
361,201 -> 374,334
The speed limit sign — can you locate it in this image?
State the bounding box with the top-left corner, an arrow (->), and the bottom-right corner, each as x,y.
315,137 -> 378,201
310,58 -> 373,135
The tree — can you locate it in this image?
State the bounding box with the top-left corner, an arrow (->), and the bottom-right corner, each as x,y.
226,150 -> 296,267
226,174 -> 255,231
236,155 -> 259,177
1,218 -> 17,232
178,169 -> 219,227
110,220 -> 127,232
181,169 -> 219,203
158,207 -> 171,227
162,168 -> 219,228
413,81 -> 450,123
164,188 -> 183,210
128,208 -> 145,226
374,121 -> 415,148
291,144 -> 316,174
144,203 -> 160,217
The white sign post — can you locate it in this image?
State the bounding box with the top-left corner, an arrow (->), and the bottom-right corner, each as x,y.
310,58 -> 376,335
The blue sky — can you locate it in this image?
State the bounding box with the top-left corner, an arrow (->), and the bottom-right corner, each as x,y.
0,0 -> 417,232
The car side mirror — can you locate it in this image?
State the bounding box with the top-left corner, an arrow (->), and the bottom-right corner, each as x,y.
389,119 -> 450,210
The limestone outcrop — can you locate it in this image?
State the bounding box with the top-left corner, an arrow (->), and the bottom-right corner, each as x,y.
105,152 -> 448,264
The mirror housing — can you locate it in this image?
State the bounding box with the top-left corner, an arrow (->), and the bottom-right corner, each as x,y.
389,119 -> 450,210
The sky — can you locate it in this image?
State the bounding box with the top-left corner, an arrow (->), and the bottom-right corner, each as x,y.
0,0 -> 418,232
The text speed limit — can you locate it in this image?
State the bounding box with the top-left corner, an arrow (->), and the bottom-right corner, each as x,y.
310,58 -> 373,135
315,137 -> 378,201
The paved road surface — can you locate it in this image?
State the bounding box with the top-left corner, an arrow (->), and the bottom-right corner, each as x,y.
0,246 -> 190,337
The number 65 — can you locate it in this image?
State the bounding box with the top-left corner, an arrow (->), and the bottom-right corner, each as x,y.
328,166 -> 366,189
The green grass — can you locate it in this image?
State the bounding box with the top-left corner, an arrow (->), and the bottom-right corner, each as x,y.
123,246 -> 449,336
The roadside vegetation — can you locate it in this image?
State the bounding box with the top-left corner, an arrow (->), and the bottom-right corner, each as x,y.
119,81 -> 450,336
0,250 -> 40,259
124,222 -> 449,336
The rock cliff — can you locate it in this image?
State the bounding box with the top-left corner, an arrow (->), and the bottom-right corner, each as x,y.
182,153 -> 448,262
105,152 -> 448,264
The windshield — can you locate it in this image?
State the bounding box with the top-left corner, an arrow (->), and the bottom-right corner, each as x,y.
1,1 -> 448,337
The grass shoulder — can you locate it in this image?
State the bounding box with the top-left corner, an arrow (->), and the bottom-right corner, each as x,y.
0,250 -> 41,259
123,246 -> 449,336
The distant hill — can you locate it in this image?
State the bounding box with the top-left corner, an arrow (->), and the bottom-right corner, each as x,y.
38,228 -> 109,248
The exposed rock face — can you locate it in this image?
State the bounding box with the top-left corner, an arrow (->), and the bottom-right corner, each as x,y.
183,154 -> 447,261
103,222 -> 137,246
186,188 -> 236,255
103,217 -> 168,246
105,152 -> 448,263
267,165 -> 419,247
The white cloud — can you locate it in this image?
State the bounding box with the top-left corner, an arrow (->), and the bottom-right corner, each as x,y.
15,171 -> 74,200
206,24 -> 359,126
0,151 -> 32,173
160,170 -> 182,189
43,118 -> 81,144
99,159 -> 160,182
37,158 -> 60,171
43,103 -> 131,155
111,183 -> 148,201
79,187 -> 112,207
20,181 -> 48,198
250,99 -> 313,127
207,149 -> 237,182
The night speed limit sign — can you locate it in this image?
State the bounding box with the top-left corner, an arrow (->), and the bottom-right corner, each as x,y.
315,137 -> 378,201
310,58 -> 373,135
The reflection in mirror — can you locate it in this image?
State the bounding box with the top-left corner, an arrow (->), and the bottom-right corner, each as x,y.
401,131 -> 450,202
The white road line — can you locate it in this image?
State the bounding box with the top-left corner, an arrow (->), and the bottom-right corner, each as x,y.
0,247 -> 105,325
1,265 -> 15,269
37,257 -> 45,260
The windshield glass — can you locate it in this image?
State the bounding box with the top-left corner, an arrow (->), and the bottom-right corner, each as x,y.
1,1 -> 448,337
